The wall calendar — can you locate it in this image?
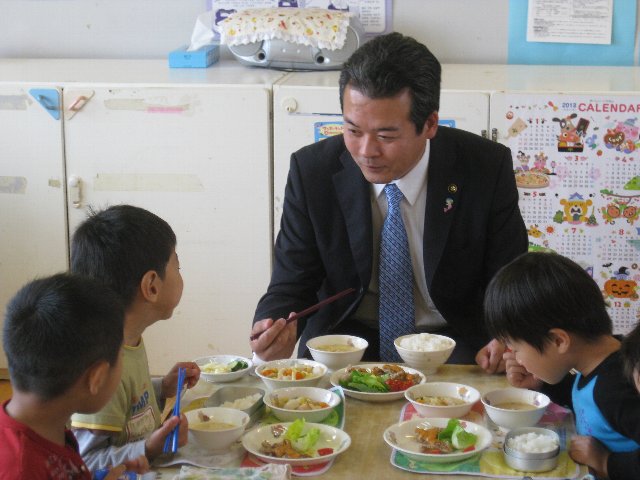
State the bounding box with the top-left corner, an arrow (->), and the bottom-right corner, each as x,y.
502,94 -> 640,334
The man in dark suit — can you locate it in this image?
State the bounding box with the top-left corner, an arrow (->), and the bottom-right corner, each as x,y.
250,32 -> 527,372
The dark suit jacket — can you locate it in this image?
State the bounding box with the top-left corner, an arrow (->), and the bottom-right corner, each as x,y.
254,127 -> 528,358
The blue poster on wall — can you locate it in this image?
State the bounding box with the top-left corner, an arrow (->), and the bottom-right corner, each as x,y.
508,0 -> 637,66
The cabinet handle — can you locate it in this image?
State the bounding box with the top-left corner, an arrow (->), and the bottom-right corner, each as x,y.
68,95 -> 89,112
282,97 -> 298,113
68,175 -> 82,209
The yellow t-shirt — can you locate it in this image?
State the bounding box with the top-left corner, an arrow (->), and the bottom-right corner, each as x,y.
71,339 -> 161,445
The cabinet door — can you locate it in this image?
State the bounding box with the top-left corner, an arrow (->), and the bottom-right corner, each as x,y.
64,86 -> 272,375
272,85 -> 490,241
440,91 -> 490,138
0,85 -> 68,371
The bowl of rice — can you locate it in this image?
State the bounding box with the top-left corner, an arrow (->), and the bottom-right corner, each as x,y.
394,333 -> 456,373
204,386 -> 265,417
503,427 -> 560,472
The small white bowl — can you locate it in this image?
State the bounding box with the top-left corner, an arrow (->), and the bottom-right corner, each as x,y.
306,335 -> 368,371
394,334 -> 456,374
185,407 -> 249,451
265,386 -> 340,423
482,388 -> 550,430
194,355 -> 252,383
255,359 -> 328,390
404,382 -> 480,418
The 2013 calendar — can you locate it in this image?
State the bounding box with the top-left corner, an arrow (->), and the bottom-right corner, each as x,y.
503,94 -> 640,333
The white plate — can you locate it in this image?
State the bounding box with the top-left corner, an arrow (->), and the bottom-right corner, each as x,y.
242,422 -> 351,466
194,355 -> 252,383
383,417 -> 492,464
329,363 -> 426,402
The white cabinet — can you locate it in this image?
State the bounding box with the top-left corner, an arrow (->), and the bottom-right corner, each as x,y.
0,60 -> 286,375
0,84 -> 68,373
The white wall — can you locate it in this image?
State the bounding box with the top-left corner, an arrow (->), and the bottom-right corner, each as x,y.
0,0 -> 510,63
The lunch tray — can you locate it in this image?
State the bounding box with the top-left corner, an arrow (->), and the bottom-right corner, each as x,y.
388,402 -> 582,479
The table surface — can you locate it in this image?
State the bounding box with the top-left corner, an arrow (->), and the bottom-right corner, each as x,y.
156,364 -> 579,479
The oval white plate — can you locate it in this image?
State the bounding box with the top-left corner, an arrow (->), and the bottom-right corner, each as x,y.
242,422 -> 351,466
383,417 -> 492,464
329,363 -> 426,402
194,355 -> 252,383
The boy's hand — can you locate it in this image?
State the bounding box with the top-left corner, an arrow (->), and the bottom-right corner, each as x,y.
161,362 -> 200,398
97,455 -> 150,479
99,465 -> 128,480
144,413 -> 189,459
475,339 -> 506,374
503,350 -> 543,389
569,435 -> 609,479
123,454 -> 150,473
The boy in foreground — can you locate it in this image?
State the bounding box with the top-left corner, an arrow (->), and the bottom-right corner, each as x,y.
70,205 -> 200,469
484,252 -> 640,479
0,273 -> 148,479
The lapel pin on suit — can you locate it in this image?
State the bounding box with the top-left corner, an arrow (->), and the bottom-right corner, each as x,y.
444,197 -> 454,213
444,184 -> 457,213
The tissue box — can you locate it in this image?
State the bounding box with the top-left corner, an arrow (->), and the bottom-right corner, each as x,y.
168,44 -> 219,68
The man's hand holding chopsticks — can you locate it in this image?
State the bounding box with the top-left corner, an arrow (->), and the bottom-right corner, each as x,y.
250,313 -> 298,361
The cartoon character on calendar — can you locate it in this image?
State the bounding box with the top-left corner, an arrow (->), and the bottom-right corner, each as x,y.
603,266 -> 639,301
555,193 -> 595,225
603,118 -> 640,153
552,113 -> 589,152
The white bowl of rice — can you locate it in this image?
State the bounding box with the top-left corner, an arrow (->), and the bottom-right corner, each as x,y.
503,427 -> 560,472
394,334 -> 456,373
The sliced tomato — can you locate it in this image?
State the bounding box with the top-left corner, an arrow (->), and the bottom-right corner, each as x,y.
423,448 -> 442,454
317,448 -> 334,456
385,378 -> 414,392
463,445 -> 475,452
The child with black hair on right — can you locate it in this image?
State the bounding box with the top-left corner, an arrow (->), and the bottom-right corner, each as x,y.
0,273 -> 149,479
484,251 -> 640,480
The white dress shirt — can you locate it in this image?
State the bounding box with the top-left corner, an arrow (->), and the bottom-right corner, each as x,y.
353,140 -> 447,331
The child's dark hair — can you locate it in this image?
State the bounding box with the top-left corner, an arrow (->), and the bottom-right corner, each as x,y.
71,205 -> 176,307
3,273 -> 124,400
621,323 -> 640,385
484,252 -> 612,352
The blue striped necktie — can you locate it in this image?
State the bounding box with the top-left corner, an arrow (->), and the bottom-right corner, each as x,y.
379,183 -> 415,361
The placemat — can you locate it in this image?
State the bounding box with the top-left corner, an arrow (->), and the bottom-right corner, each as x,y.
389,401 -> 581,479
